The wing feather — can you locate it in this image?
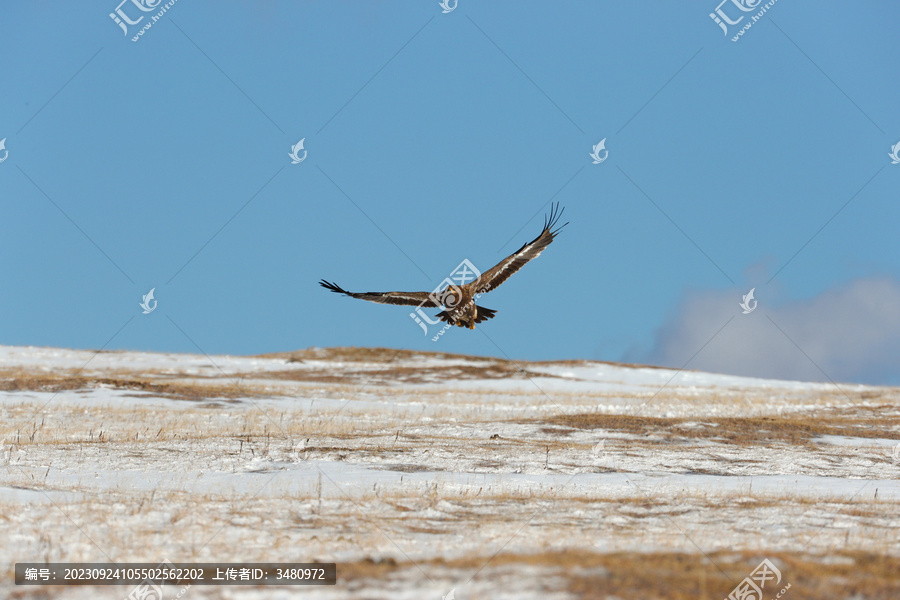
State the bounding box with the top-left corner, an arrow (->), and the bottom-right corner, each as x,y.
473,202 -> 567,294
318,280 -> 440,307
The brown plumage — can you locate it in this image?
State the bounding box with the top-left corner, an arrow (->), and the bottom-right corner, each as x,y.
319,203 -> 567,329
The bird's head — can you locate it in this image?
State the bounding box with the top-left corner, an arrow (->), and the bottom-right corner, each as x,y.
438,284 -> 463,309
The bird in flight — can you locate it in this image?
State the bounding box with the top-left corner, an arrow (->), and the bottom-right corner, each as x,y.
319,203 -> 567,329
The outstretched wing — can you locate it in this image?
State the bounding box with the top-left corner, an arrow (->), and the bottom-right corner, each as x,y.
319,280 -> 440,307
473,202 -> 567,294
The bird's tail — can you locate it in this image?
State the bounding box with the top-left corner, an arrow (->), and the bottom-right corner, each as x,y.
473,306 -> 497,323
436,305 -> 497,327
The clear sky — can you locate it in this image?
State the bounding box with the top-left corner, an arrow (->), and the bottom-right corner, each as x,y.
2,2 -> 898,385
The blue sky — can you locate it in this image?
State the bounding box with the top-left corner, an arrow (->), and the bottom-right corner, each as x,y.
1,1 -> 898,384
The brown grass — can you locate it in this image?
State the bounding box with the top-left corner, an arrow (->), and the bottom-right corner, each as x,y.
257,346 -> 499,363
257,362 -> 526,385
536,409 -> 900,446
0,368 -> 269,401
335,550 -> 900,600
263,345 -> 678,370
254,346 -> 678,384
253,345 -> 540,384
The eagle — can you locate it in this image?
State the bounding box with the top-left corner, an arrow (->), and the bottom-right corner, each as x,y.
319,203 -> 567,329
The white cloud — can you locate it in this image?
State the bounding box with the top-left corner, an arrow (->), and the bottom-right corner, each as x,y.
641,277 -> 900,385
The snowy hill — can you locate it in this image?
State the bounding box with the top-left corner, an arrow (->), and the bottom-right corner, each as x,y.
2,345 -> 899,599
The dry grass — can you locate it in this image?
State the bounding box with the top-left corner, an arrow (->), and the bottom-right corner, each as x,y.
258,346 -> 499,363
0,368 -> 272,401
333,550 -> 900,600
4,346 -> 900,598
255,346 -> 536,384
264,346 -> 678,371
530,357 -> 674,370
537,409 -> 900,446
257,362 -> 527,385
3,466 -> 898,598
257,346 -> 677,385
0,402 -> 402,449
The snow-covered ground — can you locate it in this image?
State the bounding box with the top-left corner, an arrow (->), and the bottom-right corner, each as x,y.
1,345 -> 899,599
